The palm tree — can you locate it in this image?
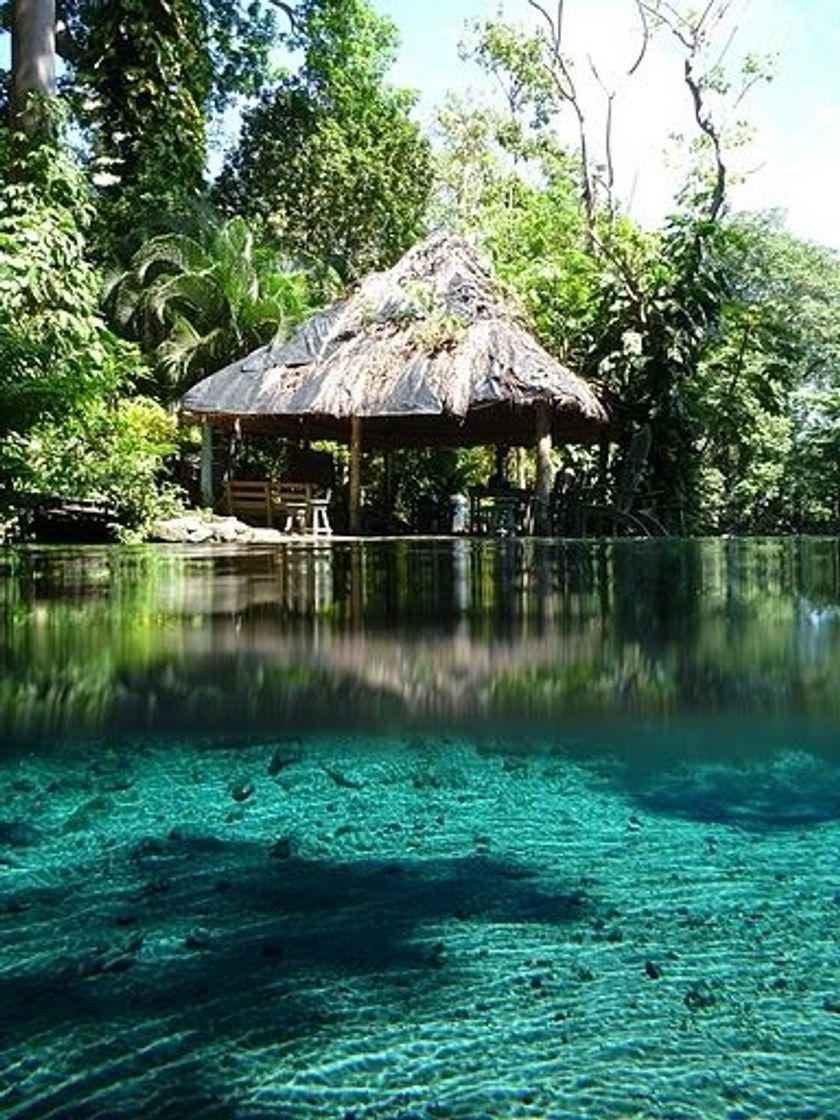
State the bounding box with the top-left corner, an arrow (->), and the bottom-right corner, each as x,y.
108,216 -> 312,399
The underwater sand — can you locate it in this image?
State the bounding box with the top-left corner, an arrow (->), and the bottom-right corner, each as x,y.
1,733 -> 838,1120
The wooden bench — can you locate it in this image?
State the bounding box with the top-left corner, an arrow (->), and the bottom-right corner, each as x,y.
221,480 -> 332,535
221,480 -> 275,526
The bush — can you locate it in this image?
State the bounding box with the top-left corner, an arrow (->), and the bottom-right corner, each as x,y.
0,397 -> 183,535
0,106 -> 183,536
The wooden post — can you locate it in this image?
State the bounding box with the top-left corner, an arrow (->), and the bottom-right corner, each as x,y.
597,438 -> 610,506
534,402 -> 553,536
494,444 -> 507,482
349,415 -> 363,535
514,447 -> 526,488
200,421 -> 214,508
383,448 -> 393,517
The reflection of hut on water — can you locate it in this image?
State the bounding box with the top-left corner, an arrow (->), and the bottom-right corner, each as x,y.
181,232 -> 609,534
155,546 -> 335,620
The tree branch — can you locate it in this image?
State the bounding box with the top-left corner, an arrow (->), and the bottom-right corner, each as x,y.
628,0 -> 650,75
266,0 -> 298,29
587,53 -> 616,219
684,56 -> 726,220
526,0 -> 596,235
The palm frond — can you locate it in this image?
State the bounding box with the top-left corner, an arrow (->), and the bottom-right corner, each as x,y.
115,217 -> 313,399
134,234 -> 209,285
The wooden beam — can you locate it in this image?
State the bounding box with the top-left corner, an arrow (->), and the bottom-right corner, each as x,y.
534,402 -> 553,535
200,421 -> 214,508
349,415 -> 363,534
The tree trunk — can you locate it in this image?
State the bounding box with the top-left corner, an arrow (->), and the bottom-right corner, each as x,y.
11,0 -> 56,127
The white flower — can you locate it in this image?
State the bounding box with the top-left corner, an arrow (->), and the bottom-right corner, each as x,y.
622,330 -> 643,356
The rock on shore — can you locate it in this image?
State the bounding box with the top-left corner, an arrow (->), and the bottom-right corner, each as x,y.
149,513 -> 283,545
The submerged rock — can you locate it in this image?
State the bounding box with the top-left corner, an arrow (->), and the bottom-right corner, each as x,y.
268,741 -> 305,776
684,982 -> 717,1011
184,927 -> 212,951
269,836 -> 295,860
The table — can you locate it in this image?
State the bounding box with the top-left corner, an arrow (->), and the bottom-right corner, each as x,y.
469,487 -> 532,535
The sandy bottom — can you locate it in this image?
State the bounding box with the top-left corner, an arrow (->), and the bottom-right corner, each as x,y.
0,732 -> 838,1120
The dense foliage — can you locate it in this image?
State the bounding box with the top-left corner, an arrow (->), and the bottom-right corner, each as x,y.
694,213 -> 840,532
215,0 -> 433,282
107,216 -> 311,398
1,1 -> 838,539
0,120 -> 180,531
437,7 -> 838,534
55,0 -> 282,260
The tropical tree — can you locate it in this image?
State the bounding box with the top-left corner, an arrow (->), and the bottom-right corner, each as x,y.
107,215 -> 311,398
2,1 -> 288,259
215,0 -> 432,283
791,387 -> 840,531
0,119 -> 128,436
9,0 -> 55,126
0,106 -> 182,530
457,1 -> 774,531
691,212 -> 840,532
1,4 -> 184,532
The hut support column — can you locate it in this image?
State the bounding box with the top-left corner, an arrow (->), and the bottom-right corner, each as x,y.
597,438 -> 610,506
494,445 -> 508,482
383,449 -> 394,514
349,416 -> 363,535
534,402 -> 553,536
200,422 -> 214,508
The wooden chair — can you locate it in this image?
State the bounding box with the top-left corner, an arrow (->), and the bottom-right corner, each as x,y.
221,480 -> 275,526
273,482 -> 332,536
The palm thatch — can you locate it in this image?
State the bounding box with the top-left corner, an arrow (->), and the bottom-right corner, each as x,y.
180,231 -> 608,447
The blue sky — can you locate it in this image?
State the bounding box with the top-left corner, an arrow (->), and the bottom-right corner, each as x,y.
376,0 -> 840,249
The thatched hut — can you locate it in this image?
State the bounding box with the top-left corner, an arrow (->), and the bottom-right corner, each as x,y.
181,231 -> 608,531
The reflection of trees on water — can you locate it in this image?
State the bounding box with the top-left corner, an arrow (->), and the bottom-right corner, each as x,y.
1,539 -> 839,737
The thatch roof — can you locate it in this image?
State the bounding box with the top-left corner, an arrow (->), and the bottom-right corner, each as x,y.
180,231 -> 608,447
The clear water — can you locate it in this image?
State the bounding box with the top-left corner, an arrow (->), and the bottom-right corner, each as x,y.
0,538 -> 838,1119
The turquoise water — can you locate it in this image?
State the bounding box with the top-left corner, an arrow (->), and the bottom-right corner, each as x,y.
0,539 -> 838,1118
